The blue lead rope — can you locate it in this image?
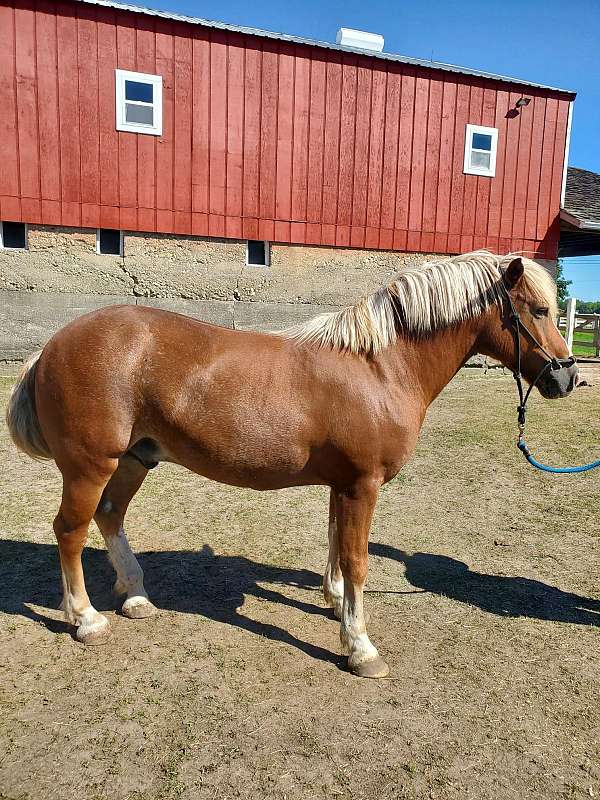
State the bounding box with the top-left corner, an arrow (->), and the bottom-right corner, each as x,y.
517,439 -> 600,474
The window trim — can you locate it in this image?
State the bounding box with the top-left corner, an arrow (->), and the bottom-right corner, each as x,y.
115,69 -> 163,136
0,221 -> 28,250
463,124 -> 498,177
246,240 -> 271,267
96,228 -> 124,257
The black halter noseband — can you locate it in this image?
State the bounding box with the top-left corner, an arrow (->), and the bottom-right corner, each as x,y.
500,280 -> 576,436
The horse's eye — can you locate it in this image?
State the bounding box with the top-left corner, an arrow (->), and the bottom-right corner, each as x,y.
534,307 -> 549,318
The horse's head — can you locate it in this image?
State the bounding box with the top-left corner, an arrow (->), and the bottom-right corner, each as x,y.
479,256 -> 578,399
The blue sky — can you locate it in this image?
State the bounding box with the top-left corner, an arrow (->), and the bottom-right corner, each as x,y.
132,0 -> 600,298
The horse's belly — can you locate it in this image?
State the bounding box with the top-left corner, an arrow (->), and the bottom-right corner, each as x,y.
158,426 -> 317,490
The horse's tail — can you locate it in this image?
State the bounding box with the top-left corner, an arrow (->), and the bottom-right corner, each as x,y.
6,350 -> 52,460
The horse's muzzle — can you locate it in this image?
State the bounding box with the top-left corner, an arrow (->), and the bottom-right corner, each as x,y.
538,360 -> 579,399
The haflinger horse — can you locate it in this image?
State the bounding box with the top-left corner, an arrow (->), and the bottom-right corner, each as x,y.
7,251 -> 578,678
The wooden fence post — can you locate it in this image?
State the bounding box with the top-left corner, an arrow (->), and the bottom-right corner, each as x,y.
565,297 -> 576,351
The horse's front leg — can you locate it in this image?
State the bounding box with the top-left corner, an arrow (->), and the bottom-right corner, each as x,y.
323,489 -> 344,618
335,479 -> 389,678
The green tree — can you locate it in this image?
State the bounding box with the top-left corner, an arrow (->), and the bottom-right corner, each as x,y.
556,260 -> 572,308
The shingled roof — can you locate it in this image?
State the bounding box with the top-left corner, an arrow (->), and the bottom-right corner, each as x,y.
563,167 -> 600,228
559,167 -> 600,257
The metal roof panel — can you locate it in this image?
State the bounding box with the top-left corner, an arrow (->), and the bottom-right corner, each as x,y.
74,0 -> 576,96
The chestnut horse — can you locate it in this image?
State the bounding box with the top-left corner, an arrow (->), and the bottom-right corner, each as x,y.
6,252 -> 577,678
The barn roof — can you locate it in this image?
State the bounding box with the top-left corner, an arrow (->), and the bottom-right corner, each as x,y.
74,0 -> 576,97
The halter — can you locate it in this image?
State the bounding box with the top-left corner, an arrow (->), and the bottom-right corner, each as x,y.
501,280 -> 600,474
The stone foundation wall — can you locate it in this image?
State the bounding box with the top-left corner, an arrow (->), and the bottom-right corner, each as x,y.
0,225 -> 556,360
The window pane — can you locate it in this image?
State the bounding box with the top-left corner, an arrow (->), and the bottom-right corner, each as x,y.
99,229 -> 122,256
472,132 -> 492,151
247,240 -> 267,266
2,221 -> 26,249
471,150 -> 491,169
125,80 -> 153,103
125,103 -> 154,126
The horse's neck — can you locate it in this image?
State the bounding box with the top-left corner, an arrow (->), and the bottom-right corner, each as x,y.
382,317 -> 483,407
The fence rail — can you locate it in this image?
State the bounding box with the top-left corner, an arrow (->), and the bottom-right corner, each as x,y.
558,301 -> 600,357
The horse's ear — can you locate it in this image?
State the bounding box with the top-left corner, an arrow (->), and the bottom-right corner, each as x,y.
504,257 -> 524,290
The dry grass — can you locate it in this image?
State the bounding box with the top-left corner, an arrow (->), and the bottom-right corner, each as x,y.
0,370 -> 598,800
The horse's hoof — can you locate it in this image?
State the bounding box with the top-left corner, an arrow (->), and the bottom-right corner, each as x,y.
122,597 -> 157,619
349,656 -> 390,679
76,616 -> 110,646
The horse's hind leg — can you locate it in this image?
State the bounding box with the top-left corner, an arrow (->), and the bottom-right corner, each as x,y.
54,465 -> 116,644
94,456 -> 156,620
323,489 -> 344,618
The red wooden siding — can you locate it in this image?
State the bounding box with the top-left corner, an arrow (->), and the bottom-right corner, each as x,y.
0,0 -> 573,258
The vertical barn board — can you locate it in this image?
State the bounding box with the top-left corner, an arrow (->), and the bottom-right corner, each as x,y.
422,77 -> 443,236
97,6 -> 119,209
209,31 -> 227,214
225,33 -> 244,222
536,97 -> 558,242
512,92 -> 534,241
487,89 -> 510,239
500,92 -> 522,240
351,63 -> 372,239
407,73 -> 429,236
136,18 -> 157,224
259,44 -> 278,221
524,95 -> 546,241
395,67 -> 415,232
379,66 -> 400,231
291,47 -> 310,221
242,42 -> 261,219
192,32 -> 210,216
35,1 -> 61,204
173,28 -> 193,224
337,55 -> 358,228
156,20 -> 175,225
0,4 -> 19,199
365,66 -> 386,232
56,4 -> 81,206
116,20 -> 137,214
435,80 -> 456,236
306,57 -> 326,224
473,86 -> 496,240
275,43 -> 294,221
448,82 -> 470,240
77,8 -> 100,207
461,83 -> 483,241
321,54 -> 341,227
14,3 -> 39,201
549,99 -> 570,224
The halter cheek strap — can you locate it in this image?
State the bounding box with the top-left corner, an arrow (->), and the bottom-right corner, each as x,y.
501,281 -> 575,436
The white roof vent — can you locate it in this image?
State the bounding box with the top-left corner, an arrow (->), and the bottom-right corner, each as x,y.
336,28 -> 384,53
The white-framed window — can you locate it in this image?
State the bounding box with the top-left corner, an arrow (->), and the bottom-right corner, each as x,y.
463,124 -> 498,177
115,69 -> 163,136
96,229 -> 124,256
0,221 -> 28,250
246,240 -> 270,267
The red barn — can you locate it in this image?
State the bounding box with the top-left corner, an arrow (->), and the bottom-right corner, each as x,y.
0,0 -> 577,357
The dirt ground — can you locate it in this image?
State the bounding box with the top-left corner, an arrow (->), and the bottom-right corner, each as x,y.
0,369 -> 598,800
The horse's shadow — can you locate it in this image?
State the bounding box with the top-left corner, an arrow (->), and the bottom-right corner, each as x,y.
369,542 -> 600,626
0,538 -> 598,668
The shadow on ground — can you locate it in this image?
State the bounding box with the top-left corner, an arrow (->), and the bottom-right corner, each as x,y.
1,539 -> 598,666
369,542 -> 600,627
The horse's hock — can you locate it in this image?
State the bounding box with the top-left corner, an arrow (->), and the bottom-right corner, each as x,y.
0,224 -> 558,361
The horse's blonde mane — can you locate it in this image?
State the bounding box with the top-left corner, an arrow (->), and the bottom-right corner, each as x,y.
280,251 -> 557,356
